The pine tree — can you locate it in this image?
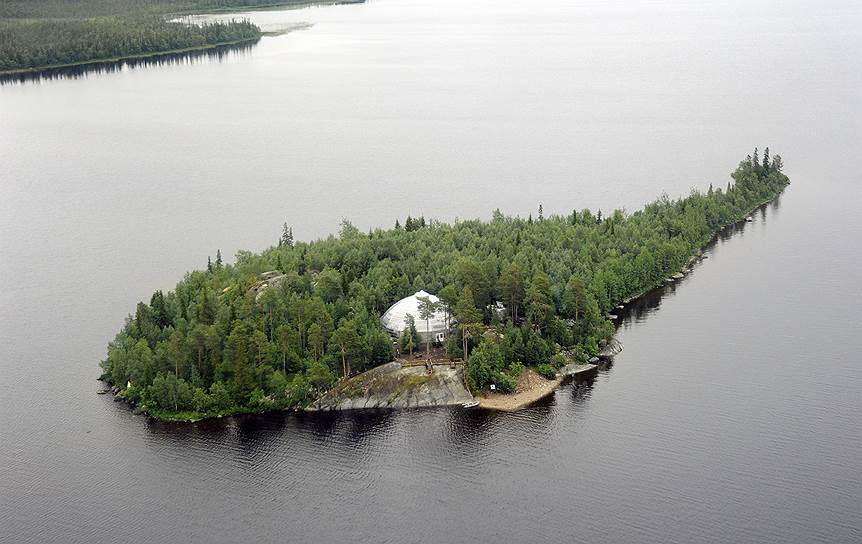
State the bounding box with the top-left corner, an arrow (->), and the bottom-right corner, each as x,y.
416,296 -> 440,359
207,256 -> 212,272
401,314 -> 419,356
762,147 -> 770,172
753,147 -> 760,170
280,223 -> 294,247
498,262 -> 525,322
215,249 -> 222,268
771,154 -> 784,172
454,287 -> 482,361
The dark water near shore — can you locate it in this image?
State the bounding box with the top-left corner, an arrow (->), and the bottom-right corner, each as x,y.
0,42 -> 257,85
1,1 -> 861,542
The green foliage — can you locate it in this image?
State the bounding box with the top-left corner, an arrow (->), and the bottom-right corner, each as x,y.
536,364 -> 557,380
465,342 -> 505,393
494,372 -> 518,394
0,0 -> 334,19
0,17 -> 260,73
0,0 -> 349,73
249,387 -> 271,410
507,361 -> 525,378
498,262 -> 525,322
285,373 -> 312,407
366,328 -> 394,365
148,373 -> 193,412
416,295 -> 439,356
100,155 -> 789,418
209,381 -> 231,410
446,334 -> 463,360
306,360 -> 336,393
399,315 -> 421,356
454,287 -> 483,360
192,387 -> 214,412
550,353 -> 568,369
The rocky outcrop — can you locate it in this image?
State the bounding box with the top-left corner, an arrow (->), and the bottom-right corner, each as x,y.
559,363 -> 598,377
250,270 -> 288,300
307,362 -> 474,411
598,338 -> 623,359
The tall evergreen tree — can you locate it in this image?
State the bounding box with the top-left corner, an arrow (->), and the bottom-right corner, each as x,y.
280,223 -> 294,247
416,296 -> 439,359
454,287 -> 483,361
498,262 -> 525,322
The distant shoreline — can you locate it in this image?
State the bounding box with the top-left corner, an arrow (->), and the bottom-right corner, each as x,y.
166,0 -> 363,17
0,37 -> 262,77
0,0 -> 360,77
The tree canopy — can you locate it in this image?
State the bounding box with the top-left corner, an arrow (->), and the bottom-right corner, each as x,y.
0,0 -> 335,73
101,153 -> 789,419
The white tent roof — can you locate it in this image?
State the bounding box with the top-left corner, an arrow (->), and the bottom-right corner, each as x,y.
380,290 -> 448,336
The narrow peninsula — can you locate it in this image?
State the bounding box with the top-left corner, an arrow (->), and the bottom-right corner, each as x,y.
100,151 -> 789,421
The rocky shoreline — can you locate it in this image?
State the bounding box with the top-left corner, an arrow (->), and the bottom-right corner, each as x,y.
307,362 -> 473,411
101,190 -> 783,421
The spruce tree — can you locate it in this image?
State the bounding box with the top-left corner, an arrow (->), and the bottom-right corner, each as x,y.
771,154 -> 784,172
280,222 -> 294,247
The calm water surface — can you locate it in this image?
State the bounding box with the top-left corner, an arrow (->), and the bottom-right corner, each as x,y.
1,1 -> 861,542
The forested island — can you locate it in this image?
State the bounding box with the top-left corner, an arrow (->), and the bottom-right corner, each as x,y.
100,151 -> 789,421
0,0 -> 359,74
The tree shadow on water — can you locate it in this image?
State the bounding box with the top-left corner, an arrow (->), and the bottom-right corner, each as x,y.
0,41 -> 257,85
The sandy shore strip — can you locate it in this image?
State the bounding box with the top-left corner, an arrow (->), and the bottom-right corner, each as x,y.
478,369 -> 562,411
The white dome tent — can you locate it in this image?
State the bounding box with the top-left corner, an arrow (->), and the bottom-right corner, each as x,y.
380,290 -> 448,342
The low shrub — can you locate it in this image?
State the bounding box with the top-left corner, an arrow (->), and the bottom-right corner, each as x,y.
536,363 -> 557,380
494,372 -> 518,394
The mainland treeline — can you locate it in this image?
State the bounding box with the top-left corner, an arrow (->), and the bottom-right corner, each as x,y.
0,17 -> 259,72
0,0 -> 338,19
101,152 -> 789,420
0,0 -> 338,73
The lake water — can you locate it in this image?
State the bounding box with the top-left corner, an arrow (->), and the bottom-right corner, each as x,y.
1,0 -> 861,542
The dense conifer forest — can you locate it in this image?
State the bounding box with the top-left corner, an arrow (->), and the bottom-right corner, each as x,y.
100,152 -> 789,420
0,0 -> 340,72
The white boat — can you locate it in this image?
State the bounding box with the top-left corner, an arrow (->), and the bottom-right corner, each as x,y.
462,400 -> 480,408
746,216 -> 753,222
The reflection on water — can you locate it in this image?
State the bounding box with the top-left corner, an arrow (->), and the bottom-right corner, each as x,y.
1,0 -> 861,542
0,41 -> 258,85
617,195 -> 784,328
